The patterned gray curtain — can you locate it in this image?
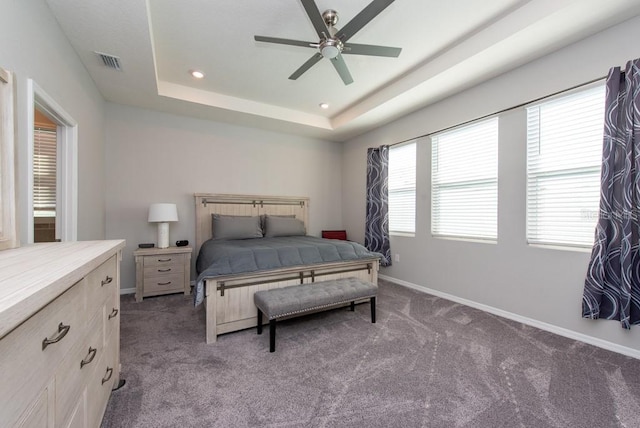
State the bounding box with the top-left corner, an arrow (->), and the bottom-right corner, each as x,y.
583,58 -> 640,329
365,146 -> 392,266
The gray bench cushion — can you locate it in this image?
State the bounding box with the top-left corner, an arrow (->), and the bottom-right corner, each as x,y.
254,277 -> 378,319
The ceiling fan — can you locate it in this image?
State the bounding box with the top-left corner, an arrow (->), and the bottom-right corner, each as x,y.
254,0 -> 401,85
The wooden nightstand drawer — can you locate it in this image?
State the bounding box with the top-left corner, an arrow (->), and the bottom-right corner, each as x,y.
144,273 -> 184,294
144,253 -> 185,267
143,262 -> 184,277
134,246 -> 192,301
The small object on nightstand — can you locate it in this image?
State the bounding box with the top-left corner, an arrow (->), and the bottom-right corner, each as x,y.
138,243 -> 155,248
176,240 -> 189,247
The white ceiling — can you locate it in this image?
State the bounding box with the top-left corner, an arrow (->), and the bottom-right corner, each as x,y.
46,0 -> 640,142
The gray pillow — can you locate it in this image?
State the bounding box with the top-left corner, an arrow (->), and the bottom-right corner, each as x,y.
264,215 -> 306,237
212,214 -> 262,240
260,214 -> 295,231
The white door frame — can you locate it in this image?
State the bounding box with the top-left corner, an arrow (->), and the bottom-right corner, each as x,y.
26,79 -> 78,242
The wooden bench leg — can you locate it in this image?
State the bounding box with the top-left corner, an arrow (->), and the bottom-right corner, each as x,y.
269,319 -> 276,352
371,296 -> 376,323
257,309 -> 263,335
350,301 -> 355,311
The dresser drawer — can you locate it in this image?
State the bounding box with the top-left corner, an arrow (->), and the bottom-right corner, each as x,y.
104,289 -> 120,346
0,280 -> 85,426
15,387 -> 50,428
86,255 -> 118,314
144,253 -> 186,267
55,311 -> 103,427
144,272 -> 184,294
87,331 -> 119,428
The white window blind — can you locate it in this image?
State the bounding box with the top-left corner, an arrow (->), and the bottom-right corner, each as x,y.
33,127 -> 57,217
526,84 -> 605,248
432,118 -> 498,241
389,141 -> 416,234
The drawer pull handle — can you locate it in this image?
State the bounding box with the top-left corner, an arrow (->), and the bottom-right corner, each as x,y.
42,322 -> 71,350
158,268 -> 171,272
101,276 -> 113,286
102,367 -> 114,385
108,308 -> 119,320
158,281 -> 172,286
157,258 -> 172,262
80,347 -> 97,368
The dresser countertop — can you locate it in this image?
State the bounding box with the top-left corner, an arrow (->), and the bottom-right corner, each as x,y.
0,240 -> 125,339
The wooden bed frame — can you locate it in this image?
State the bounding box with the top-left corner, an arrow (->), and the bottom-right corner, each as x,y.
195,193 -> 380,344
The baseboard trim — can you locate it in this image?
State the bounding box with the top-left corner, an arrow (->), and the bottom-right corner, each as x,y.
379,274 -> 640,360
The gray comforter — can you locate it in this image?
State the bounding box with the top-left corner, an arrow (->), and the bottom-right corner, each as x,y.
194,236 -> 381,305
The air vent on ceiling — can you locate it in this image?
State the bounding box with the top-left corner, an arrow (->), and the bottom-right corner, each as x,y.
95,51 -> 122,71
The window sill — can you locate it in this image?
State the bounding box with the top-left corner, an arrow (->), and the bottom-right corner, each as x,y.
390,232 -> 415,238
432,235 -> 497,245
527,243 -> 592,253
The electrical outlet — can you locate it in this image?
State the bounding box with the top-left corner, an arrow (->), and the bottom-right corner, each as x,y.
394,253 -> 400,262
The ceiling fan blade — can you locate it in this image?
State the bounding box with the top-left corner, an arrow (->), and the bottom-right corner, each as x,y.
343,43 -> 401,57
330,55 -> 354,85
300,0 -> 330,39
337,0 -> 395,42
289,52 -> 323,80
254,35 -> 316,49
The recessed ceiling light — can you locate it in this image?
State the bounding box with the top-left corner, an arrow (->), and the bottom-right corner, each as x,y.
319,103 -> 329,109
190,70 -> 205,79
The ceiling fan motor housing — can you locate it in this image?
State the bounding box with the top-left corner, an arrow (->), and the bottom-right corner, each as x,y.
319,9 -> 343,59
322,9 -> 339,26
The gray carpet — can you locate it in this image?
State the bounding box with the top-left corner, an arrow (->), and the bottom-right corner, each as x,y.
101,280 -> 640,427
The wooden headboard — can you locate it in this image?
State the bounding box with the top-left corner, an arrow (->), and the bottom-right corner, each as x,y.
194,193 -> 310,256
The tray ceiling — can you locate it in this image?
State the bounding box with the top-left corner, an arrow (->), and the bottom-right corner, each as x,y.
45,0 -> 640,141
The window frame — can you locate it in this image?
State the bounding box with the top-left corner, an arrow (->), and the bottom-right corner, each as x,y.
0,66 -> 18,250
525,83 -> 605,249
431,117 -> 499,242
388,140 -> 417,237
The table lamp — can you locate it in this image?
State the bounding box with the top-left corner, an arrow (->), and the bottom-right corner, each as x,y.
148,203 -> 178,248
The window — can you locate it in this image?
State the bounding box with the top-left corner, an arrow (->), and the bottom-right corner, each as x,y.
389,141 -> 416,235
526,84 -> 605,248
0,66 -> 17,250
33,126 -> 57,217
431,118 -> 498,241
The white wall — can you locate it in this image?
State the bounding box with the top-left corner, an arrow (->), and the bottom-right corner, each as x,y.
342,16 -> 640,355
0,0 -> 107,241
104,103 -> 343,290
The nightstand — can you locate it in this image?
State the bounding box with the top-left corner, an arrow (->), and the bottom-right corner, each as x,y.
134,246 -> 192,302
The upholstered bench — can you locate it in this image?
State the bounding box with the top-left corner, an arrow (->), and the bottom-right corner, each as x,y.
254,277 -> 377,352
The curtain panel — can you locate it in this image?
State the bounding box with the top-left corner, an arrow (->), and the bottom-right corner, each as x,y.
365,146 -> 392,266
583,58 -> 640,329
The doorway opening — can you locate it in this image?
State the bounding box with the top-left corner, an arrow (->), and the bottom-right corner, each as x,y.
27,79 -> 78,243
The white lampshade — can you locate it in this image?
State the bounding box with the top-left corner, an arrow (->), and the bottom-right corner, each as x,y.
148,203 -> 178,248
148,203 -> 178,223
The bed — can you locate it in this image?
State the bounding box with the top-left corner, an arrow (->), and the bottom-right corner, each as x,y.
194,193 -> 381,344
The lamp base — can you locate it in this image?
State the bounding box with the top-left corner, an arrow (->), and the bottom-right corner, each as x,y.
157,222 -> 170,248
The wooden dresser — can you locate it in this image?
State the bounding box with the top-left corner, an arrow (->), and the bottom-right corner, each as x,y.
0,240 -> 125,428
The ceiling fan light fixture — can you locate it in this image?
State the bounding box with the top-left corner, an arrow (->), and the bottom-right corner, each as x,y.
320,39 -> 342,59
190,69 -> 205,79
